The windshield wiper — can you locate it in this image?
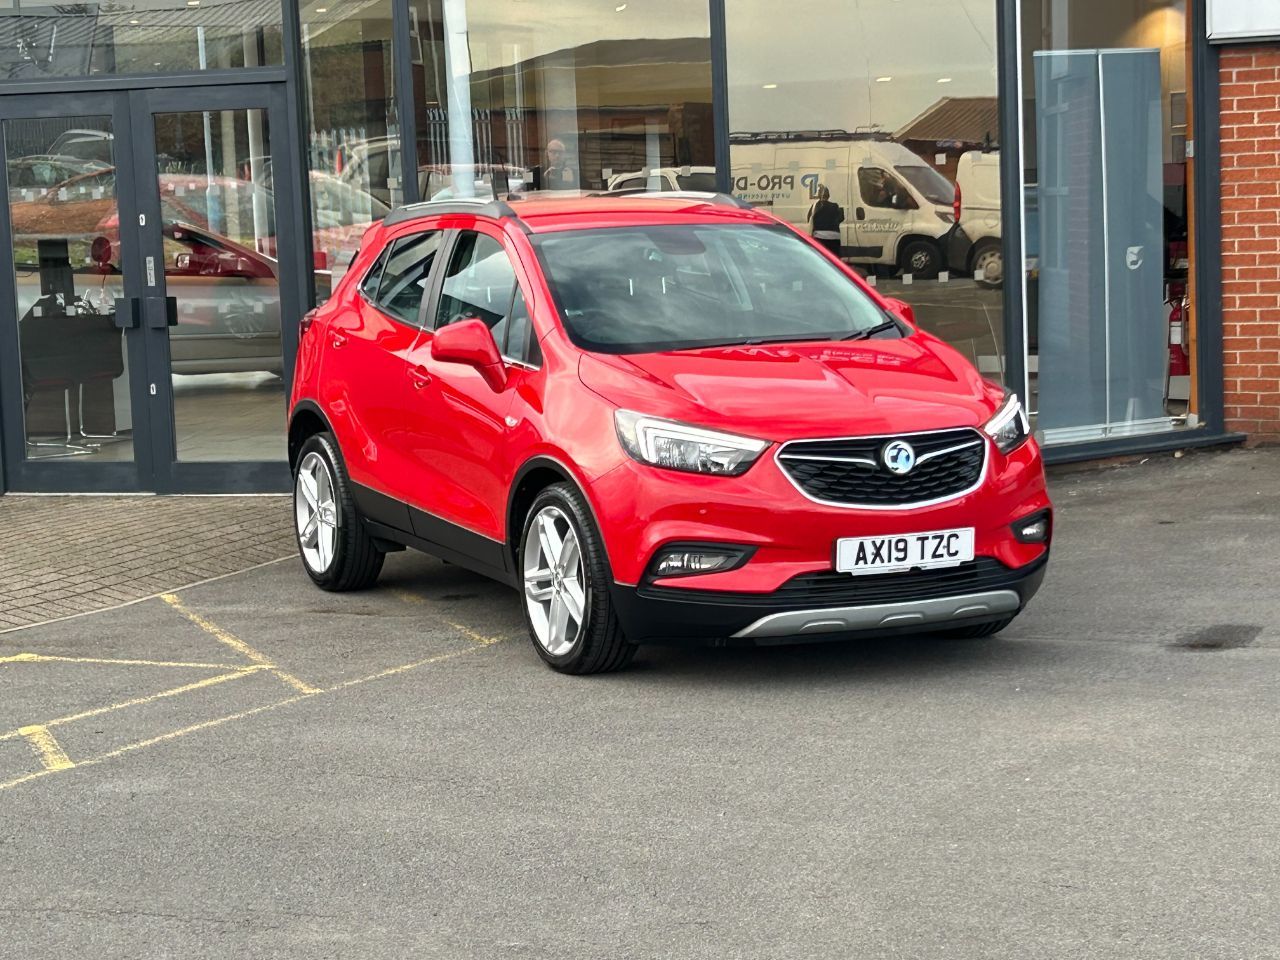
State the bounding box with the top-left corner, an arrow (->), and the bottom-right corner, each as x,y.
741,335 -> 833,345
840,320 -> 901,342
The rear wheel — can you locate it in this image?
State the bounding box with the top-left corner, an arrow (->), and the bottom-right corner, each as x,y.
899,239 -> 942,279
293,432 -> 384,591
971,240 -> 1004,287
519,482 -> 636,674
935,614 -> 1015,640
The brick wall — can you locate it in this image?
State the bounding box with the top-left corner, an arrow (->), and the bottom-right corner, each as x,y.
1220,45 -> 1280,442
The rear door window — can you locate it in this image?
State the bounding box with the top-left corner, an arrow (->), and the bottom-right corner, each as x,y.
371,231 -> 443,325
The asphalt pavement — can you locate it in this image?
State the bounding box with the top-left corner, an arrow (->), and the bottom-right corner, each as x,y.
1,446 -> 1278,959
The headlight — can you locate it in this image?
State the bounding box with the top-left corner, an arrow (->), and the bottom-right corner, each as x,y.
983,392 -> 1030,454
614,410 -> 768,476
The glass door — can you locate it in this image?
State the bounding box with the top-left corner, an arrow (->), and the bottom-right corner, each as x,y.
0,84 -> 301,492
130,85 -> 300,492
0,92 -> 153,491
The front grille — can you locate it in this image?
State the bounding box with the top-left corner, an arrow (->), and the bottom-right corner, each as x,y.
639,555 -> 1044,609
777,428 -> 986,507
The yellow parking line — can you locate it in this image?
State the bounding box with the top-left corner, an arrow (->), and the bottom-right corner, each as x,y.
390,589 -> 507,646
0,635 -> 508,793
160,593 -> 320,695
0,653 -> 242,670
18,725 -> 74,772
0,667 -> 264,744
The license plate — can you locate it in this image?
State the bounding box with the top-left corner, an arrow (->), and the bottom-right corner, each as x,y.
835,527 -> 975,576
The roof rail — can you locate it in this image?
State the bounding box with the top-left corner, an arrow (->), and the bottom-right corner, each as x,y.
383,195 -> 529,232
595,189 -> 753,210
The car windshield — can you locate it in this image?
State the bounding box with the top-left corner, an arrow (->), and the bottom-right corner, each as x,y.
894,165 -> 953,207
532,223 -> 894,354
675,172 -> 718,192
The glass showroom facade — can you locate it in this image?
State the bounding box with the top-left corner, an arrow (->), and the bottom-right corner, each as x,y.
0,0 -> 1227,493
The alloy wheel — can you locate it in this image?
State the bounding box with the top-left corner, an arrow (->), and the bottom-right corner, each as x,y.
974,248 -> 1003,285
523,505 -> 588,656
295,451 -> 339,573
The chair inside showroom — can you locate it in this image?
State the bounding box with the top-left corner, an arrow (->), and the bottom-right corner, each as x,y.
18,240 -> 95,457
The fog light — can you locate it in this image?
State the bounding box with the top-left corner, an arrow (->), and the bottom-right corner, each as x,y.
649,544 -> 752,579
1012,510 -> 1051,544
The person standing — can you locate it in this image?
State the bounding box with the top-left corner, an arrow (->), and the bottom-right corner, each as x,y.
531,138 -> 580,191
807,184 -> 844,257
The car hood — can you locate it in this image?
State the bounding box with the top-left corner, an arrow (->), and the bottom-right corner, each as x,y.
577,333 -> 1000,441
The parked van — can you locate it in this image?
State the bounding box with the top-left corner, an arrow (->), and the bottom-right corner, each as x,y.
606,166 -> 719,193
728,132 -> 958,279
955,149 -> 1003,288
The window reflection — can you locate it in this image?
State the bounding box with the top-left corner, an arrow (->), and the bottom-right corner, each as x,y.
5,115 -> 132,461
302,0 -> 399,299
726,0 -> 1005,385
406,0 -> 714,198
1022,0 -> 1191,442
0,1 -> 282,78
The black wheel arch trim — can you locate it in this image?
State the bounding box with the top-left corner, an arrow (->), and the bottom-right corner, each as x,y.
287,399 -> 335,470
506,455 -> 612,570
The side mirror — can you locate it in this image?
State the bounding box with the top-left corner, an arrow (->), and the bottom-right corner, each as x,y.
430,318 -> 507,391
883,297 -> 915,325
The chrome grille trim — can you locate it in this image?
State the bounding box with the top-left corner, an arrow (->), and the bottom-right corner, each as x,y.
774,427 -> 989,510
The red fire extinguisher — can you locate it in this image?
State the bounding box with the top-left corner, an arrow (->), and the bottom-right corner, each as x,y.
1167,284 -> 1190,378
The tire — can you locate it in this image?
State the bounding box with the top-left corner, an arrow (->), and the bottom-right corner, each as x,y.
935,614 -> 1016,640
971,241 -> 1004,288
899,239 -> 942,280
293,432 -> 384,591
518,482 -> 637,674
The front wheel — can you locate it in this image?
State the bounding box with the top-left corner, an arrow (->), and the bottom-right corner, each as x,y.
519,483 -> 636,674
899,239 -> 941,280
293,432 -> 384,591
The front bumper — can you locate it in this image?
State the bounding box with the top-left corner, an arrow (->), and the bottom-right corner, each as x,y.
608,551 -> 1048,645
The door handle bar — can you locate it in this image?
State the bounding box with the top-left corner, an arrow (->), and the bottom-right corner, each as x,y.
408,366 -> 431,389
113,297 -> 140,330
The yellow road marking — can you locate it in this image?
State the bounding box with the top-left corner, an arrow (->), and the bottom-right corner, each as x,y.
160,594 -> 320,695
0,653 -> 242,670
0,637 -> 506,793
390,590 -> 507,646
0,667 -> 265,744
19,725 -> 74,772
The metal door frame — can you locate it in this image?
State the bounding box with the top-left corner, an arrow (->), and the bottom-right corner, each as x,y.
133,83 -> 299,493
0,89 -> 154,492
0,82 -> 299,493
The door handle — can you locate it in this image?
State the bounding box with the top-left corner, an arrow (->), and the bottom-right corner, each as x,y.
113,297 -> 140,329
143,295 -> 178,329
331,332 -> 347,349
408,365 -> 432,389
856,207 -> 866,221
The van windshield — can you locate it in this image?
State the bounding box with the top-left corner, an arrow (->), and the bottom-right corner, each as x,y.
895,165 -> 953,207
531,223 -> 896,354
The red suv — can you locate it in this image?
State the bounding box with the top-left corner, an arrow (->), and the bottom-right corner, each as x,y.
288,194 -> 1051,674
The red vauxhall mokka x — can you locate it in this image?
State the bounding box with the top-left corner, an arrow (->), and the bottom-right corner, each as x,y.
287,193 -> 1051,674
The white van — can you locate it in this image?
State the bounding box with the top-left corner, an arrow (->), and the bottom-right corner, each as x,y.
606,166 -> 719,193
955,150 -> 1003,287
728,133 -> 958,278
